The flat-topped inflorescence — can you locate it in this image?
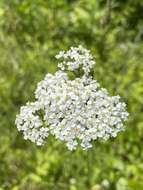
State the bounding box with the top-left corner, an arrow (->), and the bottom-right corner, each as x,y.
15,46 -> 129,150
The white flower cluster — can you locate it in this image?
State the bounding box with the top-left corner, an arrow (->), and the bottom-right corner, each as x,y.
56,45 -> 95,76
15,46 -> 129,150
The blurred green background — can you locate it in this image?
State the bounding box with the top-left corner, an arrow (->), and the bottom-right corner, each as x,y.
0,0 -> 143,190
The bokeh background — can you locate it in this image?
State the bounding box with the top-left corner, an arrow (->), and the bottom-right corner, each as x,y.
0,0 -> 143,190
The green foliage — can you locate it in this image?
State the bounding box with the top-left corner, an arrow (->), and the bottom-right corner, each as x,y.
0,0 -> 143,189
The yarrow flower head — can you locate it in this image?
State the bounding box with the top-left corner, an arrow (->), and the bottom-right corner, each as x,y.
15,46 -> 129,150
55,45 -> 95,76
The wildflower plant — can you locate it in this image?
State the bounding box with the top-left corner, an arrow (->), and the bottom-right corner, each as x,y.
15,46 -> 129,150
